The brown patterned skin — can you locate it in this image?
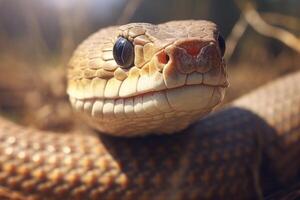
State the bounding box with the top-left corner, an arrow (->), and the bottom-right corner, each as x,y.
0,20 -> 300,199
0,71 -> 299,199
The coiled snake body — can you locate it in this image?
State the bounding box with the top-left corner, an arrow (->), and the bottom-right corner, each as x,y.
0,20 -> 300,199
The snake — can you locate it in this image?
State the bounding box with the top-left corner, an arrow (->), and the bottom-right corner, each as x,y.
0,20 -> 299,199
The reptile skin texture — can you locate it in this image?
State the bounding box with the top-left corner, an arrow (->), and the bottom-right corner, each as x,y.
0,71 -> 299,199
1,20 -> 300,199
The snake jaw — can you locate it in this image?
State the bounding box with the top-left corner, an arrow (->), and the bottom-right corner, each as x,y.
67,20 -> 228,136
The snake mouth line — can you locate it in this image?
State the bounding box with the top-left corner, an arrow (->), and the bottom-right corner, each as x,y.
71,82 -> 228,102
70,80 -> 227,134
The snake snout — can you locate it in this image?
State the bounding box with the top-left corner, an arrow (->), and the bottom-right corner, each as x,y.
166,40 -> 222,74
177,40 -> 203,57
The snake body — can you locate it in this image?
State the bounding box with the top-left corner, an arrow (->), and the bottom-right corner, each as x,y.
0,20 -> 299,199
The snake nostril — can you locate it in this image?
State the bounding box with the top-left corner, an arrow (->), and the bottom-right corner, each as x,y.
157,51 -> 170,64
166,54 -> 170,63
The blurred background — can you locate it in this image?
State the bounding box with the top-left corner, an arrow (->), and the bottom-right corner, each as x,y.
0,0 -> 299,131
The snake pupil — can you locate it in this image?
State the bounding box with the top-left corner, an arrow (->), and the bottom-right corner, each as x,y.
113,37 -> 134,69
217,34 -> 226,57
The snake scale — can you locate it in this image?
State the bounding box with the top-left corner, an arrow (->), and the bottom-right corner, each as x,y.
0,20 -> 300,199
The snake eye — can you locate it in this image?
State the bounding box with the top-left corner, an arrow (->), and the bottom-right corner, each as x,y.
113,37 -> 134,69
217,34 -> 226,57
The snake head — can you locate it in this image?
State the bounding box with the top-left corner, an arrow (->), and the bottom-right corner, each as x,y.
67,20 -> 228,136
